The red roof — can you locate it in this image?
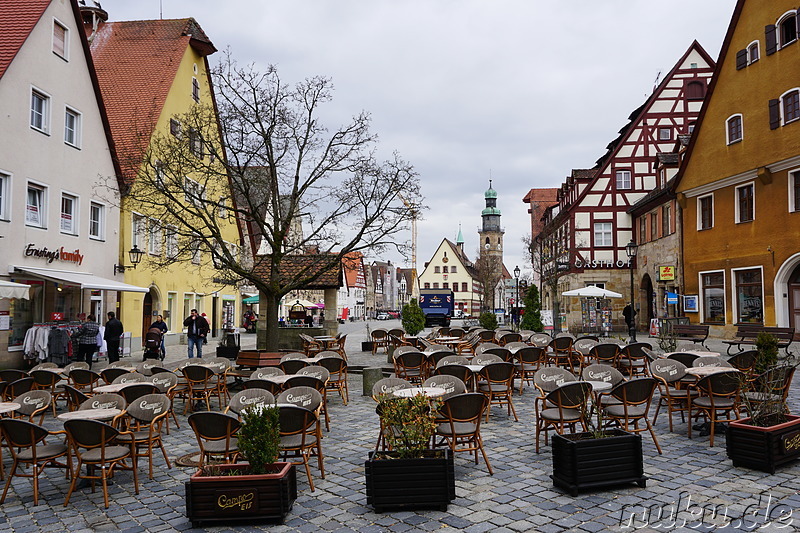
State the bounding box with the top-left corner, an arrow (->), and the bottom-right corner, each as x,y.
522,188 -> 559,204
0,0 -> 50,81
342,252 -> 364,288
87,18 -> 216,185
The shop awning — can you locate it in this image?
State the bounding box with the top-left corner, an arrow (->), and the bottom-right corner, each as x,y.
243,295 -> 259,304
0,280 -> 31,299
13,266 -> 150,293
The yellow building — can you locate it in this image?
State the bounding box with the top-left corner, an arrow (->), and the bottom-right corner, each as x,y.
83,5 -> 240,349
676,0 -> 800,334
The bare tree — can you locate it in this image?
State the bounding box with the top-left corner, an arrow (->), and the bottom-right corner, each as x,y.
114,53 -> 422,350
473,251 -> 503,313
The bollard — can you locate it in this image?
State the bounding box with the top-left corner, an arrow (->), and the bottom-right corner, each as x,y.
362,366 -> 384,396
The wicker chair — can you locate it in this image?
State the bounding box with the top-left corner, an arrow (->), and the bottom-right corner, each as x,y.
187,411 -> 240,468
688,370 -> 743,447
477,362 -> 518,422
434,392 -> 493,474
277,404 -> 323,491
13,390 -> 51,424
602,377 -> 662,454
226,389 -> 275,418
535,381 -> 592,453
115,394 -> 172,479
649,359 -> 699,432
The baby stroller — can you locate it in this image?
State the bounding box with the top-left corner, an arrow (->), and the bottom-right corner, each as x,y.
143,327 -> 164,361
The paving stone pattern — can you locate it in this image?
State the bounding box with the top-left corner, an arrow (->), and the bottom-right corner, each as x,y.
1,327 -> 799,532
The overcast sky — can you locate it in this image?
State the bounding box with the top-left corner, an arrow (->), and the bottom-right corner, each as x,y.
103,0 -> 737,279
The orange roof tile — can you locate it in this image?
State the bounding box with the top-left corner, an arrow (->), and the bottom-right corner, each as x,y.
0,0 -> 50,81
252,254 -> 342,289
87,18 -> 216,185
522,188 -> 559,204
342,252 -> 364,288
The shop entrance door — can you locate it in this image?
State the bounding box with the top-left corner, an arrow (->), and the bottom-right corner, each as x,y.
211,296 -> 219,338
788,264 -> 800,330
142,292 -> 153,341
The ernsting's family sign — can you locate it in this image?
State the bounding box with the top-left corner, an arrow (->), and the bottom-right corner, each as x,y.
24,243 -> 84,265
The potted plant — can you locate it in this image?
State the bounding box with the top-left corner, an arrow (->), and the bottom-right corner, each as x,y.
726,335 -> 799,473
550,385 -> 646,496
365,393 -> 455,512
185,405 -> 297,526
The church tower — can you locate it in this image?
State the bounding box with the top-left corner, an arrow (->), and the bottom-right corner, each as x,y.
479,180 -> 504,263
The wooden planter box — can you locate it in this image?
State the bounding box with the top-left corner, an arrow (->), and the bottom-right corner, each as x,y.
726,415 -> 800,474
365,449 -> 455,512
551,430 -> 646,496
185,463 -> 297,527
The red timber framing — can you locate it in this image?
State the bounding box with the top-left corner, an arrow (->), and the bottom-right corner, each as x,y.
537,41 -> 715,277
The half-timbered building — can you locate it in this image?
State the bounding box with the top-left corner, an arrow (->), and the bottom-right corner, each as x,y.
535,41 -> 715,332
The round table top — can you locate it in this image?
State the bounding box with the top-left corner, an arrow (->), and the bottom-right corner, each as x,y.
94,382 -> 137,393
58,408 -> 122,421
392,386 -> 447,398
663,351 -> 721,358
464,364 -> 485,372
583,380 -> 613,392
685,366 -> 733,377
263,374 -> 293,384
0,402 -> 21,415
106,366 -> 138,372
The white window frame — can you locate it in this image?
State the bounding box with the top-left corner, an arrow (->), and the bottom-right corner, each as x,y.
699,269 -> 727,325
64,106 -> 81,148
735,182 -> 755,223
26,182 -> 47,228
788,167 -> 800,213
747,40 -> 760,64
697,194 -> 714,231
731,266 -> 765,325
615,170 -> 631,190
165,225 -> 178,259
89,201 -> 105,240
780,87 -> 800,126
0,171 -> 9,221
658,127 -> 672,141
60,192 -> 78,235
52,18 -> 69,60
593,222 -> 613,247
170,118 -> 182,138
189,128 -> 203,158
777,11 -> 798,50
218,197 -> 228,219
154,160 -> 165,189
148,218 -> 162,256
184,177 -> 204,207
726,114 -> 743,145
191,233 -> 201,265
192,77 -> 200,102
30,87 -> 50,134
132,212 -> 145,248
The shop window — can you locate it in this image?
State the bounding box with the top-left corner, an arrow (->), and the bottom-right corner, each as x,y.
26,184 -> 46,227
89,202 -> 104,240
60,193 -> 77,234
701,271 -> 725,324
736,183 -> 754,223
698,195 -> 713,230
734,268 -> 763,324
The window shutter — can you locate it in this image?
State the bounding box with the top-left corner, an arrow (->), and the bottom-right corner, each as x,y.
735,49 -> 748,70
765,24 -> 778,55
769,99 -> 781,129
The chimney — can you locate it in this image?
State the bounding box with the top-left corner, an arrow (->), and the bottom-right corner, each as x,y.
78,1 -> 108,43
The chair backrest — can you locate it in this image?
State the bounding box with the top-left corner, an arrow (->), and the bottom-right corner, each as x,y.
516,346 -> 548,366
107,361 -> 132,369
545,381 -> 592,410
395,351 -> 426,369
228,389 -> 275,416
101,368 -> 129,384
649,358 -> 687,385
208,358 -> 233,372
422,375 -> 467,399
534,367 -> 576,393
279,359 -> 309,375
277,386 -> 323,412
80,393 -> 126,411
371,329 -> 387,340
667,352 -> 700,367
62,384 -> 89,408
171,358 -> 195,372
251,367 -> 285,379
64,419 -> 120,449
727,350 -> 758,373
548,336 -> 574,353
280,352 -> 308,362
696,370 -> 743,397
475,342 -> 501,354
423,345 -> 451,354
504,341 -> 528,352
436,355 -> 471,368
473,353 -> 503,365
64,362 -> 90,373
241,379 -> 283,395
182,365 -> 216,383
573,339 -> 598,356
297,365 -> 330,382
433,364 -> 472,383
317,357 -> 347,376
283,375 -> 325,392
136,361 -> 160,376
482,347 -> 513,362
316,350 -> 342,359
0,369 -> 28,382
120,383 -> 160,403
479,361 -> 516,384
529,333 -> 552,347
112,372 -> 148,385
621,343 -> 653,361
498,332 -> 522,345
7,377 -> 36,398
188,411 -> 240,441
150,372 -> 178,393
30,369 -> 60,387
394,346 -> 418,357
371,377 -> 411,399
0,418 -> 49,449
608,377 -> 658,407
448,327 -> 465,339
388,328 -> 405,338
581,364 -> 624,385
754,365 -> 796,396
126,393 -> 171,423
441,392 -> 488,424
14,390 -> 51,417
693,356 -> 733,368
278,404 -> 316,437
31,362 -> 58,371
478,330 -> 496,341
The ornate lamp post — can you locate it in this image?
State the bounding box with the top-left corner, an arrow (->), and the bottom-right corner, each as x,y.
513,265 -> 521,331
625,240 -> 638,342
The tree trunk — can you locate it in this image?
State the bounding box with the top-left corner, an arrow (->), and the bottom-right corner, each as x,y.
258,291 -> 281,351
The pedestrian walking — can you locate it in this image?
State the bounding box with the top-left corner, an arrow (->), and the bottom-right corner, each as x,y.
72,314 -> 100,369
104,312 -> 124,364
183,309 -> 209,358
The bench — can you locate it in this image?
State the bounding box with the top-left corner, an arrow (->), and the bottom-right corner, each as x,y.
670,324 -> 710,348
721,325 -> 795,355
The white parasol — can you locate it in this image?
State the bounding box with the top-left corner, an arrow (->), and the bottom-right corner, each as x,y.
561,286 -> 623,299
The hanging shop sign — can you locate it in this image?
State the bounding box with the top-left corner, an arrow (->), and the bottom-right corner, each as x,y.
24,243 -> 84,265
658,265 -> 676,281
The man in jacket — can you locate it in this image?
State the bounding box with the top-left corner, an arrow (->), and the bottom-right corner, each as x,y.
104,312 -> 124,364
73,314 -> 100,369
183,308 -> 209,358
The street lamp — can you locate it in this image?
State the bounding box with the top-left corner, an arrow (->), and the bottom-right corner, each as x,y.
625,240 -> 638,341
513,265 -> 521,331
113,245 -> 144,274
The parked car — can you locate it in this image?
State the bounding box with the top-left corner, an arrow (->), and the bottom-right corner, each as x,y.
376,312 -> 391,320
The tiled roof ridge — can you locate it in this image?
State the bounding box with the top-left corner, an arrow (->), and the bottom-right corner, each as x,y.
0,0 -> 51,81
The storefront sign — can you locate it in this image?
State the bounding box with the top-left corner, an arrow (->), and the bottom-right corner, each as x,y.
24,243 -> 84,265
658,265 -> 676,281
0,311 -> 9,331
50,312 -> 64,321
574,258 -> 633,269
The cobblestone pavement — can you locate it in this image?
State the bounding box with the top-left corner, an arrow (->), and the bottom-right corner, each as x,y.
1,324 -> 799,532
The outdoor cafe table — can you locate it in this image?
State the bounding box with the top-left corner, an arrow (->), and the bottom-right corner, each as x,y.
57,408 -> 122,422
662,350 -> 721,358
684,366 -> 732,377
392,386 -> 447,399
0,402 -> 21,415
94,382 -> 137,394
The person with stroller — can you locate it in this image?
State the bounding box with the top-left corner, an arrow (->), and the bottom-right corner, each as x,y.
183,309 -> 209,358
151,314 -> 168,359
